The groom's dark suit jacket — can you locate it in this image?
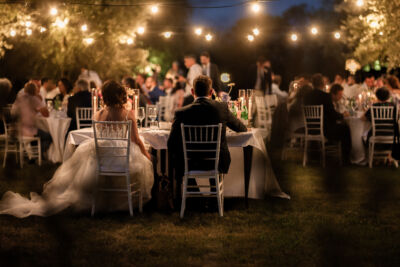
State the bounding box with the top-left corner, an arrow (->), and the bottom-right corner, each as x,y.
167,97 -> 247,178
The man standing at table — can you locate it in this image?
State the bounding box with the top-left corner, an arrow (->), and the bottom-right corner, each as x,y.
168,75 -> 247,195
180,54 -> 202,106
200,51 -> 223,96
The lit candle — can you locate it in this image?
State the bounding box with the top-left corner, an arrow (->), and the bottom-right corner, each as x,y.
248,99 -> 252,120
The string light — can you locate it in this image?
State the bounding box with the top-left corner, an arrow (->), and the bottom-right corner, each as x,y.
83,38 -> 94,45
356,0 -> 364,7
221,73 -> 231,83
247,34 -> 255,42
25,21 -> 32,27
194,28 -> 203,36
150,5 -> 159,14
163,31 -> 172,38
252,28 -> 260,36
310,27 -> 318,35
40,27 -> 47,33
26,29 -> 32,36
10,30 -> 16,37
205,33 -> 213,41
54,18 -> 68,28
127,38 -> 134,45
81,24 -> 88,32
379,31 -> 383,36
50,7 -> 58,16
251,2 -> 261,13
137,26 -> 145,35
334,32 -> 341,39
290,33 -> 298,42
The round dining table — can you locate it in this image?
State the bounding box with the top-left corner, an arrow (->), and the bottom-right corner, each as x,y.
36,111 -> 71,163
345,112 -> 371,165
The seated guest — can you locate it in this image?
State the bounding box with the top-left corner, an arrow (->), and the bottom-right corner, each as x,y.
147,76 -> 165,104
168,75 -> 247,188
363,87 -> 395,130
17,78 -> 41,98
163,78 -> 185,122
45,80 -> 60,100
67,79 -> 92,131
343,75 -> 362,99
122,76 -> 151,108
304,73 -> 351,162
384,75 -> 400,105
54,78 -> 73,110
12,82 -> 51,154
0,78 -> 12,114
330,84 -> 348,115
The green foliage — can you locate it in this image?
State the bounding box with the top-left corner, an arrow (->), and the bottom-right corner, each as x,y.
0,0 -> 151,80
340,0 -> 400,69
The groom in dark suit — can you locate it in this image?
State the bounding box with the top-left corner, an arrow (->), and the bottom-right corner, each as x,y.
168,75 -> 247,185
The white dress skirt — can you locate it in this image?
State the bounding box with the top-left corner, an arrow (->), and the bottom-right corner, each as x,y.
0,140 -> 154,218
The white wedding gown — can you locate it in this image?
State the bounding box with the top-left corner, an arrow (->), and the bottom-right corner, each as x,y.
0,140 -> 154,218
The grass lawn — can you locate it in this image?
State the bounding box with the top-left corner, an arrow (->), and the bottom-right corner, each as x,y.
1,156 -> 400,266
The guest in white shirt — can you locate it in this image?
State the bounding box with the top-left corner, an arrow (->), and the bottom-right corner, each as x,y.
181,54 -> 202,96
78,67 -> 102,89
271,74 -> 288,103
343,75 -> 362,99
361,75 -> 376,92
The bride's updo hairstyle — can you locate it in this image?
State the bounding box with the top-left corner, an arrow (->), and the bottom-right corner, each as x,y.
101,80 -> 127,108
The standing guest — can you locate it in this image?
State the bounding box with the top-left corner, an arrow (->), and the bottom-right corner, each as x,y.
330,84 -> 348,115
168,75 -> 247,193
122,76 -> 151,108
67,79 -> 92,131
181,54 -> 202,97
304,73 -> 351,163
271,74 -> 288,103
147,76 -> 165,104
166,61 -> 183,86
252,56 -> 272,95
343,75 -> 362,99
200,51 -> 223,95
78,67 -> 102,88
11,82 -> 51,154
54,78 -> 73,111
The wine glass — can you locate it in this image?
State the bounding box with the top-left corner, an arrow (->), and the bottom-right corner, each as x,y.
137,107 -> 145,129
46,101 -> 53,113
246,89 -> 254,99
238,89 -> 246,110
148,106 -> 157,128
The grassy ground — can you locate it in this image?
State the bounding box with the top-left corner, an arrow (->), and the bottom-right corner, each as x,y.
1,155 -> 400,267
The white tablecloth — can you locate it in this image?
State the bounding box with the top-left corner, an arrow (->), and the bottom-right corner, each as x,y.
36,115 -> 71,163
345,114 -> 371,164
63,128 -> 290,199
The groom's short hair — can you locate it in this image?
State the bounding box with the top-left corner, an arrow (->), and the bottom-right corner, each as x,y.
194,75 -> 212,97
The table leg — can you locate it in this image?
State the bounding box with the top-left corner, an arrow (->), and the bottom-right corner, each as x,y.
243,146 -> 253,208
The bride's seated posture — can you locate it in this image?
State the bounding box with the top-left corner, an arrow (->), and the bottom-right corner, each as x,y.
0,80 -> 154,218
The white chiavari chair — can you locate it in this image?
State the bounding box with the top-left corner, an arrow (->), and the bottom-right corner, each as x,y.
255,96 -> 272,139
76,107 -> 93,129
180,123 -> 223,218
303,105 -> 341,167
92,121 -> 142,216
1,108 -> 20,168
368,105 -> 397,168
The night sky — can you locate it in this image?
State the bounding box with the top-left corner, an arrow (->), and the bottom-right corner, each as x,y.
190,0 -> 323,30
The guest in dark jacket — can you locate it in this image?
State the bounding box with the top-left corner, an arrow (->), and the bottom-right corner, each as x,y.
168,75 -> 247,181
146,76 -> 165,104
304,73 -> 351,162
200,51 -> 224,94
67,79 -> 92,131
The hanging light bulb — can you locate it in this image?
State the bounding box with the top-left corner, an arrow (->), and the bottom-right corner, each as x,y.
150,5 -> 159,14
10,30 -> 16,37
290,33 -> 298,42
81,24 -> 88,32
310,27 -> 318,35
50,7 -> 58,16
40,27 -> 47,33
83,38 -> 94,45
26,29 -> 32,36
25,21 -> 32,27
195,28 -> 203,36
252,28 -> 260,36
137,26 -> 145,35
163,31 -> 172,38
356,0 -> 364,7
127,38 -> 134,45
205,33 -> 213,41
334,32 -> 341,39
251,2 -> 261,13
247,34 -> 255,42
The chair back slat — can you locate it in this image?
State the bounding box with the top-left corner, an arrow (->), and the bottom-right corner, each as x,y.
255,96 -> 272,129
93,121 -> 131,174
371,106 -> 396,137
303,105 -> 324,137
76,107 -> 93,129
180,124 -> 222,174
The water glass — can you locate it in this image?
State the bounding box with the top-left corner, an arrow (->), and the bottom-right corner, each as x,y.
137,107 -> 145,128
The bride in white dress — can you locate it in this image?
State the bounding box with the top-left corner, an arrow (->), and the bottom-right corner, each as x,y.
0,80 -> 154,218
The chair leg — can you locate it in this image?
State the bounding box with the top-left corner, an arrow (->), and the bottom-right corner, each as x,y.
321,141 -> 326,168
3,141 -> 8,168
37,139 -> 42,166
216,175 -> 223,217
138,190 -> 143,213
91,172 -> 99,217
180,176 -> 188,219
369,142 -> 374,168
19,142 -> 24,168
303,140 -> 308,167
126,174 -> 133,217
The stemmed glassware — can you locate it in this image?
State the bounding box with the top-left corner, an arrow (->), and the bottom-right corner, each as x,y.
148,106 -> 158,129
137,107 -> 145,129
